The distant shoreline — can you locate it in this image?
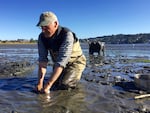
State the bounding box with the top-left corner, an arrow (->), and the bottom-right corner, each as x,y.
0,42 -> 36,45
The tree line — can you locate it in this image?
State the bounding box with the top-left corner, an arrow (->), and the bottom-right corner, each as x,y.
1,33 -> 150,44
80,33 -> 150,44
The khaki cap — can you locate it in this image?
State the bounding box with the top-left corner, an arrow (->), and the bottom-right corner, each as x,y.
36,11 -> 58,26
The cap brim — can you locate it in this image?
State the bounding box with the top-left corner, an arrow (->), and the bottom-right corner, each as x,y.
36,20 -> 50,26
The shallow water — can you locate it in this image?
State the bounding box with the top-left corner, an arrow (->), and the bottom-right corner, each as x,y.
1,75 -> 149,113
0,76 -> 88,113
1,43 -> 150,62
0,43 -> 150,113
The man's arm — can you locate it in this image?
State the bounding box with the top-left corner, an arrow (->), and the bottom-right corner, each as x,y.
36,62 -> 47,92
43,66 -> 63,93
36,35 -> 49,92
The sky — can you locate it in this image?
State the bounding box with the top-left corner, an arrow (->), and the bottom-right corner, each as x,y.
0,0 -> 150,40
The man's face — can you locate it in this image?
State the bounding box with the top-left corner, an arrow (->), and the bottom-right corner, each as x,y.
41,21 -> 58,38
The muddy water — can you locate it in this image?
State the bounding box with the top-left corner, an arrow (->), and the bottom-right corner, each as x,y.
0,76 -> 87,113
0,43 -> 150,113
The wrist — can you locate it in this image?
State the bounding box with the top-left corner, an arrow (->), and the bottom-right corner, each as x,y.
46,82 -> 52,89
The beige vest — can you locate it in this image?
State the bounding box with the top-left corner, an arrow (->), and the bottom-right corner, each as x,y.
68,41 -> 83,63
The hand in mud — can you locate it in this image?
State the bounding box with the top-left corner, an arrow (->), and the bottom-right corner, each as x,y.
35,84 -> 43,93
42,88 -> 50,94
42,84 -> 51,94
34,87 -> 50,94
35,84 -> 50,94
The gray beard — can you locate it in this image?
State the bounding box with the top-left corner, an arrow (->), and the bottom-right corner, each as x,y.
44,33 -> 51,38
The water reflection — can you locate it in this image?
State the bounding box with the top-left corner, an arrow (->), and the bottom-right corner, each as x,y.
1,44 -> 150,63
0,76 -> 87,113
38,83 -> 86,113
0,44 -> 38,63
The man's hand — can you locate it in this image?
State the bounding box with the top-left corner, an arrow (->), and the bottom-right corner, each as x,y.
36,84 -> 43,92
42,82 -> 51,94
34,85 -> 50,94
42,87 -> 50,94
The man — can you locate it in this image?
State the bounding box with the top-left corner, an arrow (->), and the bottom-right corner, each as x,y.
36,11 -> 86,94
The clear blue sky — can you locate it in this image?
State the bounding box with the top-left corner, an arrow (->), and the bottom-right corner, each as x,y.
0,0 -> 150,40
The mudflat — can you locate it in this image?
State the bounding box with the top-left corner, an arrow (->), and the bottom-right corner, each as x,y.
0,43 -> 150,113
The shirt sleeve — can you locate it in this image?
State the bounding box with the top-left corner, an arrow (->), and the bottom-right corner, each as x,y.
55,31 -> 74,68
38,35 -> 48,62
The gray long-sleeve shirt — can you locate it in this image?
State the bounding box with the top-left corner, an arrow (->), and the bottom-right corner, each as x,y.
38,26 -> 74,68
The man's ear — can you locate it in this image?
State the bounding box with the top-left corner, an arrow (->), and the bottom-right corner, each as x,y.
54,21 -> 58,28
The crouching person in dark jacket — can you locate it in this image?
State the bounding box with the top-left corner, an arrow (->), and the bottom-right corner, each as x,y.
36,11 -> 86,94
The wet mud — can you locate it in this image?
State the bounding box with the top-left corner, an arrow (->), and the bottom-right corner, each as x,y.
0,61 -> 35,77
